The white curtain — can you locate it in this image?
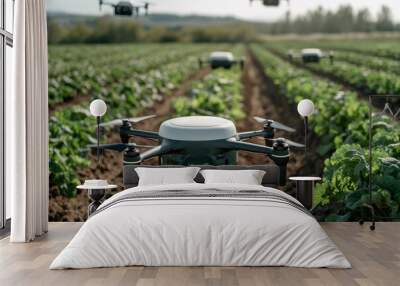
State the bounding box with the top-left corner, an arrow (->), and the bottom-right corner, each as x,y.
7,0 -> 49,242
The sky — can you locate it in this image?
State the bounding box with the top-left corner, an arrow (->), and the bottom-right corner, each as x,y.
46,0 -> 400,22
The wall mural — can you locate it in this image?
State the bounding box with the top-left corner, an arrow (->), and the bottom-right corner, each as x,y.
46,3 -> 400,223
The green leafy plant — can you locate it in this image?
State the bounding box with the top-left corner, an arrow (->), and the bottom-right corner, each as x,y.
173,68 -> 244,120
314,145 -> 400,221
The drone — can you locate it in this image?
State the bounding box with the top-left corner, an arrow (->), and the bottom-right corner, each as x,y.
89,110 -> 304,186
99,0 -> 151,16
199,51 -> 245,70
249,0 -> 289,7
288,48 -> 334,64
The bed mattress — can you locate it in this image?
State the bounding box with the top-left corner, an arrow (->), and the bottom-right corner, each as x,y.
50,183 -> 351,269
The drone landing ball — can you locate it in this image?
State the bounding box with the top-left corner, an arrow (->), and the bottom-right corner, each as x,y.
297,99 -> 315,117
90,99 -> 107,117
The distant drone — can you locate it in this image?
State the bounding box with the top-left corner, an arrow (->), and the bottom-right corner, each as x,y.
249,0 -> 289,7
98,0 -> 152,16
89,100 -> 304,186
288,48 -> 334,64
199,51 -> 245,70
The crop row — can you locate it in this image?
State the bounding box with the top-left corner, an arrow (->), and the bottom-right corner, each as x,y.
49,45 -> 158,76
308,60 -> 400,96
267,39 -> 400,61
48,44 -> 218,107
332,51 -> 400,75
173,45 -> 245,120
50,45 -> 216,197
173,67 -> 244,121
173,47 -> 245,121
315,39 -> 400,61
251,45 -> 400,221
268,45 -> 400,96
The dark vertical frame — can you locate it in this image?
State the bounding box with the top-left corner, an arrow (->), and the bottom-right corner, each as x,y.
0,0 -> 13,231
361,95 -> 400,231
0,0 -> 6,230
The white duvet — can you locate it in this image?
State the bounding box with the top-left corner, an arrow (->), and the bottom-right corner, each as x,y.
50,183 -> 351,269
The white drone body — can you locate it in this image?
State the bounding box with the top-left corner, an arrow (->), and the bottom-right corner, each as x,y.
301,48 -> 323,58
160,116 -> 237,142
159,116 -> 239,165
200,51 -> 244,70
288,48 -> 334,64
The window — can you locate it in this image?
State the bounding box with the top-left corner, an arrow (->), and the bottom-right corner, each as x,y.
1,0 -> 13,232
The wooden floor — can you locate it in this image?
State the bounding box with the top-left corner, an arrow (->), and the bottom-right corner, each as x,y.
0,222 -> 399,286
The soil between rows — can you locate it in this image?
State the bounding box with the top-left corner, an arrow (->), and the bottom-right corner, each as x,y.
239,49 -> 323,193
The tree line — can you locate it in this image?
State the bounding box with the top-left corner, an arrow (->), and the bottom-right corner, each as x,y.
266,5 -> 399,34
47,5 -> 399,44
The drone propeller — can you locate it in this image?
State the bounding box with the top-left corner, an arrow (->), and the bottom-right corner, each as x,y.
267,138 -> 304,148
134,6 -> 140,16
89,143 -> 155,153
142,2 -> 153,15
99,0 -> 115,10
100,115 -> 156,128
253,116 -> 295,133
140,145 -> 164,161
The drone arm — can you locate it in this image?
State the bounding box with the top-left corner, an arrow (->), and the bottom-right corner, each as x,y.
139,146 -> 163,162
89,143 -> 127,152
139,144 -> 178,162
219,139 -> 289,186
124,129 -> 160,140
217,139 -> 275,155
237,130 -> 266,140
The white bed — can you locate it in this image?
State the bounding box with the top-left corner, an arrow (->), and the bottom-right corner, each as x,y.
50,183 -> 351,269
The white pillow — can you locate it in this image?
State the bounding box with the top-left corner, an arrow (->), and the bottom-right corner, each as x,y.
200,169 -> 266,185
135,167 -> 201,186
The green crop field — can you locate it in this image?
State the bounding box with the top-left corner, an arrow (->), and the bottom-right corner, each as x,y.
49,44 -> 221,197
49,39 -> 399,222
266,42 -> 400,96
252,42 -> 400,221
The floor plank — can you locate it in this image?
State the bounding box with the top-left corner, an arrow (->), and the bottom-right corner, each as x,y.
0,222 -> 399,286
